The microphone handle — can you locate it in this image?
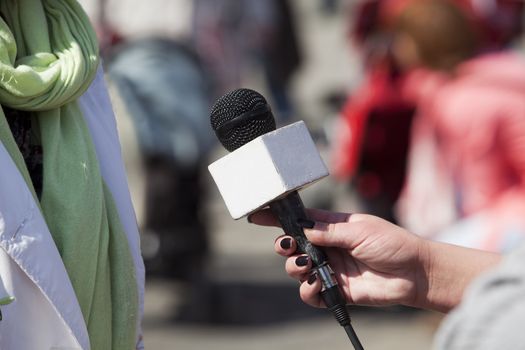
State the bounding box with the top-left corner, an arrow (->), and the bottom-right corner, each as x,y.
269,191 -> 327,265
268,191 -> 341,293
269,191 -> 364,350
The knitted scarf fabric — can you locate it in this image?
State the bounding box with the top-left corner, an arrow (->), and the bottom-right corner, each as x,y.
0,1 -> 138,349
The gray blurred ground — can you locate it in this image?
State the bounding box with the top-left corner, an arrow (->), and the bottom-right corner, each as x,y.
103,1 -> 442,349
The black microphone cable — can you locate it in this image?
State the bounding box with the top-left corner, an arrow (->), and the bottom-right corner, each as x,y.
345,323 -> 365,350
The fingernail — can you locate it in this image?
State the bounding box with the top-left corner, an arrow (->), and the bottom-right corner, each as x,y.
297,218 -> 315,229
280,238 -> 292,250
307,273 -> 317,285
295,255 -> 309,266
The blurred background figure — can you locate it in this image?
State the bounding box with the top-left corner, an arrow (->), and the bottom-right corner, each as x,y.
331,0 -> 416,223
107,39 -> 214,281
332,0 -> 525,254
331,0 -> 525,227
192,0 -> 302,124
388,0 -> 525,253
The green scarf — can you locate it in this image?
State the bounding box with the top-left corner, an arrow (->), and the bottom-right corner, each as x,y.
0,1 -> 138,349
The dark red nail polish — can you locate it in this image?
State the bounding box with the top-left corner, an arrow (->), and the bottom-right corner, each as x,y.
280,238 -> 292,250
307,273 -> 317,285
295,255 -> 309,267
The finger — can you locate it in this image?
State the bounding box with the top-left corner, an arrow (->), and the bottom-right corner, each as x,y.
284,254 -> 312,279
303,219 -> 362,250
248,208 -> 353,227
274,235 -> 297,256
299,273 -> 324,308
304,208 -> 352,224
248,209 -> 280,227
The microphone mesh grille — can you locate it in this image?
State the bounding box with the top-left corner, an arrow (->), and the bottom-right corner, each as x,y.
210,88 -> 276,151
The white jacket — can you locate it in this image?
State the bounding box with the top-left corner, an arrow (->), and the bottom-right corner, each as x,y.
0,67 -> 145,350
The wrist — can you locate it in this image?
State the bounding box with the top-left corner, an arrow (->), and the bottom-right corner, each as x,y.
411,236 -> 436,310
414,239 -> 502,313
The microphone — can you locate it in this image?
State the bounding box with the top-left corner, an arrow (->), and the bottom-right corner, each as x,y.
208,88 -> 364,349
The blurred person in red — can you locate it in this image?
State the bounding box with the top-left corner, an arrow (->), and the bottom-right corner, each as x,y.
391,0 -> 525,253
332,0 -> 524,223
331,0 -> 417,223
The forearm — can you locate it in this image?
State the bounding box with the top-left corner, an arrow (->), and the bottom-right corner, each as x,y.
416,239 -> 502,313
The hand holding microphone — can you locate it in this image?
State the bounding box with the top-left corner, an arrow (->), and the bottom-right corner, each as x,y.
249,208 -> 431,310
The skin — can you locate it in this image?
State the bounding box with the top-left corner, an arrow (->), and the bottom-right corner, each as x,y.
249,208 -> 501,313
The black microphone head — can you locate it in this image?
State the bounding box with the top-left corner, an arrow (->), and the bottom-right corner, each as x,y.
210,88 -> 276,152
